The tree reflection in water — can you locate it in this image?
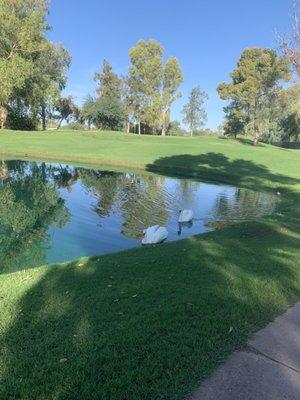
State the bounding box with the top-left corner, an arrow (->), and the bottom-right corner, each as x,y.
0,160 -> 279,272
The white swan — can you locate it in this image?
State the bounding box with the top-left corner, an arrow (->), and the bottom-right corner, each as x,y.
142,225 -> 168,244
178,209 -> 194,223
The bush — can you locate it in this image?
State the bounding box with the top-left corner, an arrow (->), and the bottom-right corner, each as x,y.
62,122 -> 86,130
6,107 -> 38,131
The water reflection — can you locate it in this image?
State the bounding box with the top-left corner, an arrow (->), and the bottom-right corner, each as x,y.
0,160 -> 278,272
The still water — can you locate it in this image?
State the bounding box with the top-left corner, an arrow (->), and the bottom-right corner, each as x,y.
0,160 -> 278,272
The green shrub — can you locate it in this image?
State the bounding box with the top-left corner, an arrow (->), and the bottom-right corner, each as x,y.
62,122 -> 86,130
6,107 -> 39,131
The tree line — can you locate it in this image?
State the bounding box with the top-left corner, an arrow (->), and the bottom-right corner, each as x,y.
0,0 -> 299,144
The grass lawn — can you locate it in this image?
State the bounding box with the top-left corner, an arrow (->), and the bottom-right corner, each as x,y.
0,130 -> 300,399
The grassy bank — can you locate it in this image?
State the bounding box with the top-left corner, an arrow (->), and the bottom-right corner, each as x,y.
0,130 -> 299,189
0,130 -> 299,399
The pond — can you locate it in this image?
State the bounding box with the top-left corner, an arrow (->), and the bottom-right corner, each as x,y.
0,160 -> 278,272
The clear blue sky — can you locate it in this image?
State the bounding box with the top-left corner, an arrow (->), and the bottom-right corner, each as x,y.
48,0 -> 292,129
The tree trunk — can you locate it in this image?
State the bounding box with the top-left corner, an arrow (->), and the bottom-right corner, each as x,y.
138,121 -> 141,135
253,135 -> 260,145
126,121 -> 130,134
41,104 -> 46,131
56,117 -> 63,130
161,109 -> 168,136
190,130 -> 193,137
0,105 -> 8,130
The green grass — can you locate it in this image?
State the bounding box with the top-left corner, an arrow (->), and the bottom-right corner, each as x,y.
0,130 -> 299,187
0,130 -> 300,399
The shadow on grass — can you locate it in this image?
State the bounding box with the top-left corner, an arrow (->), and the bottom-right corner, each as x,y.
236,138 -> 265,147
1,204 -> 300,399
146,152 -> 300,192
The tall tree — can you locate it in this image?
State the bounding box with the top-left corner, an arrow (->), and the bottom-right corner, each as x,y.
120,75 -> 134,133
218,48 -> 291,144
182,86 -> 208,136
0,0 -> 70,130
19,43 -> 71,130
161,57 -> 183,135
0,0 -> 49,128
279,0 -> 300,77
128,39 -> 183,135
128,39 -> 163,134
94,60 -> 121,98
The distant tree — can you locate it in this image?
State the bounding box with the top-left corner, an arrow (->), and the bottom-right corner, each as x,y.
94,96 -> 125,130
218,48 -> 291,144
94,60 -> 121,98
128,39 -> 183,135
279,0 -> 300,77
128,39 -> 163,134
182,86 -> 208,136
54,97 -> 79,129
167,120 -> 185,136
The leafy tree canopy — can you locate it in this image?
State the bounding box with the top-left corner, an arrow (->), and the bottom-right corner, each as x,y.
218,48 -> 291,144
182,86 -> 208,136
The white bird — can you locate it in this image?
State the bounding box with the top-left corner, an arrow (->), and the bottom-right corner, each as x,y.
142,225 -> 168,245
178,209 -> 194,223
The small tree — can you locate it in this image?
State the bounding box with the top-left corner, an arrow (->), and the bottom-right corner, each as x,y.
54,97 -> 79,129
182,87 -> 208,136
94,96 -> 125,131
81,96 -> 97,129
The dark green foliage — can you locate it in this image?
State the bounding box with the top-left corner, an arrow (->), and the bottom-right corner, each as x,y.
167,120 -> 186,135
223,104 -> 248,138
81,96 -> 125,131
95,96 -> 125,130
218,48 -> 291,144
0,161 -> 69,271
63,121 -> 87,131
281,111 -> 300,142
6,104 -> 39,131
0,0 -> 70,130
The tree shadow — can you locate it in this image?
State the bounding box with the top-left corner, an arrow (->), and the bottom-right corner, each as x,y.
145,152 -> 300,192
0,205 -> 300,399
1,153 -> 300,399
236,137 -> 265,147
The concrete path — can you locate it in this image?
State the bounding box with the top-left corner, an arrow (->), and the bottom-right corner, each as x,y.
190,302 -> 300,400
